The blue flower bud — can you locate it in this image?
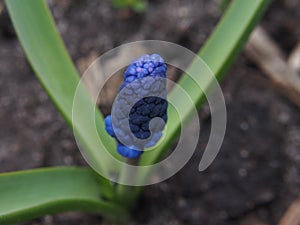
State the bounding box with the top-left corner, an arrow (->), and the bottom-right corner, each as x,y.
105,54 -> 168,158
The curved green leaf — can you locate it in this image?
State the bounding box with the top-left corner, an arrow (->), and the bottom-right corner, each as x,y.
0,167 -> 128,225
5,0 -> 120,177
140,0 -> 271,169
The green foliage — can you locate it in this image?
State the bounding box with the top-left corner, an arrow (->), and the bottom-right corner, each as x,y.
0,167 -> 128,225
120,0 -> 272,204
111,0 -> 147,12
5,0 -> 121,179
220,0 -> 232,12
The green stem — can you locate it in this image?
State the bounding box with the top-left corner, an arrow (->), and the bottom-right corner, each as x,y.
117,158 -> 139,208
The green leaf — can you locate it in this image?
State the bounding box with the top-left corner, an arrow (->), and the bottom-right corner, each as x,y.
0,167 -> 128,225
140,0 -> 271,169
119,0 -> 272,203
111,0 -> 147,12
5,0 -> 121,176
220,0 -> 232,12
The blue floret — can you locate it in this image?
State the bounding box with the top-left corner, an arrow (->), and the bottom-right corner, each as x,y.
104,115 -> 115,137
104,54 -> 168,158
117,143 -> 143,158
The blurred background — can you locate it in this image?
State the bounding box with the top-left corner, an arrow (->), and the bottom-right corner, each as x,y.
0,0 -> 300,224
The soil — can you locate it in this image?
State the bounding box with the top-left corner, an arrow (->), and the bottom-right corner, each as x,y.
0,0 -> 300,224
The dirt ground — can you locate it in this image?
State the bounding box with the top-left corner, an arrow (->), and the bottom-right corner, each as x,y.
0,0 -> 300,224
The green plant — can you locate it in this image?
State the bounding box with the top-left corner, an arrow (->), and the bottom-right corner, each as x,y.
111,0 -> 147,12
1,0 -> 271,224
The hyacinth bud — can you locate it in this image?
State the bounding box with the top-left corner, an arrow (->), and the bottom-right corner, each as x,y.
105,54 -> 168,158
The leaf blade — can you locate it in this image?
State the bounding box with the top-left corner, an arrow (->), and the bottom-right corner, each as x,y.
0,167 -> 128,225
5,0 -> 120,176
140,0 -> 271,167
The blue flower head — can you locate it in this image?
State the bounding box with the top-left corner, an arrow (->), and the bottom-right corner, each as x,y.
104,54 -> 168,158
